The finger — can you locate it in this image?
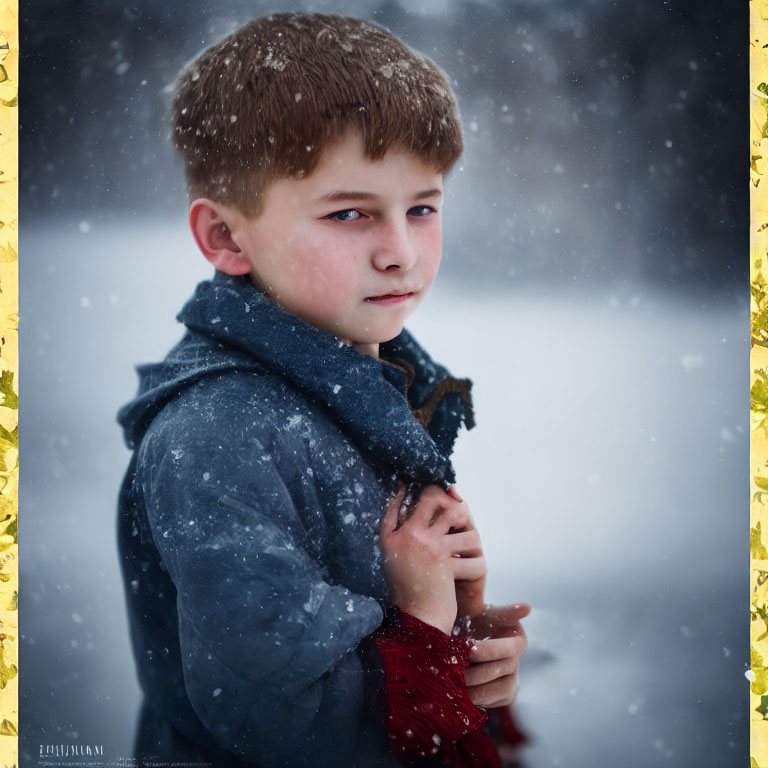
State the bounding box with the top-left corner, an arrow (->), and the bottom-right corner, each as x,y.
447,485 -> 464,502
435,500 -> 471,532
446,529 -> 482,557
380,481 -> 406,534
412,486 -> 472,531
410,484 -> 446,527
464,657 -> 518,687
466,674 -> 518,709
483,603 -> 532,622
422,500 -> 449,528
452,556 -> 486,581
469,635 -> 527,664
471,604 -> 531,636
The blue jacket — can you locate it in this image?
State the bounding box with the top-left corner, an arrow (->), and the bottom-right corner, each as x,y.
117,271 -> 475,767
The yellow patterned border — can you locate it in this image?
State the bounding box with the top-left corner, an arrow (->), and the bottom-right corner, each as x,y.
753,3 -> 768,766
0,0 -> 17,765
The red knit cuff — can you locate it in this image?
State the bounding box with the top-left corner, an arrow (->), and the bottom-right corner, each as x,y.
372,606 -> 489,764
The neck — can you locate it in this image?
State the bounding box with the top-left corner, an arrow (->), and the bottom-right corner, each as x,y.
352,340 -> 379,359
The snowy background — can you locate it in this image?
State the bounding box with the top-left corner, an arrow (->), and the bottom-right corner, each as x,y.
20,1 -> 747,767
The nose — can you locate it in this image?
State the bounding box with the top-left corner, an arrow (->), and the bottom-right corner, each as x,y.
371,219 -> 417,272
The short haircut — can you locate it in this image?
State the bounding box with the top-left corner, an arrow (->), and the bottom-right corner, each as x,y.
171,12 -> 463,218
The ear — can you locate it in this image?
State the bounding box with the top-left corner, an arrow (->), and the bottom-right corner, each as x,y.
188,199 -> 252,276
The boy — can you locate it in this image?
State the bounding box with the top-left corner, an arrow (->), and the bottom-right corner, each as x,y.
117,12 -> 528,768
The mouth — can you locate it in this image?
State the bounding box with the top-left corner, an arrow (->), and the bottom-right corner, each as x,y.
365,291 -> 416,304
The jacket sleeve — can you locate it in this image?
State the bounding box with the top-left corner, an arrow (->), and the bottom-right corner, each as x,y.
138,386 -> 387,767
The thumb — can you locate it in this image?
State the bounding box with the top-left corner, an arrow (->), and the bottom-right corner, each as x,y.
380,480 -> 406,534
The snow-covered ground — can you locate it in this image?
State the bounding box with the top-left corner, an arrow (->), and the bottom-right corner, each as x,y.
20,221 -> 747,766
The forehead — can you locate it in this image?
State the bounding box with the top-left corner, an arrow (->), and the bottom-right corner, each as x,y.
278,132 -> 444,199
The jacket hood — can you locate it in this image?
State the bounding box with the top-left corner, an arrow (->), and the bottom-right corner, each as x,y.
118,272 -> 475,486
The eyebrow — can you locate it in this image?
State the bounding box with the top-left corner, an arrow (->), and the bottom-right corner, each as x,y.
318,188 -> 443,204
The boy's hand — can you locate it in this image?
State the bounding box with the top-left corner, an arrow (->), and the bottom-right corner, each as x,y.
446,485 -> 487,619
464,603 -> 531,708
379,482 -> 475,635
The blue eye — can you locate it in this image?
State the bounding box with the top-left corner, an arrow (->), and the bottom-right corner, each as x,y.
408,206 -> 435,217
327,209 -> 361,222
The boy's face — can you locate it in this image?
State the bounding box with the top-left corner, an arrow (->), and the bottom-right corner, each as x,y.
225,131 -> 444,357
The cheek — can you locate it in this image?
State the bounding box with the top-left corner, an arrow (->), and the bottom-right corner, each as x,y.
420,225 -> 443,278
295,242 -> 359,302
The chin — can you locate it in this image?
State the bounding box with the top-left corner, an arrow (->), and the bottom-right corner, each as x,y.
378,328 -> 405,343
377,321 -> 407,341
347,320 -> 406,346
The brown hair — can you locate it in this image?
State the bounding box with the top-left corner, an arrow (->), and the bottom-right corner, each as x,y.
172,13 -> 463,217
